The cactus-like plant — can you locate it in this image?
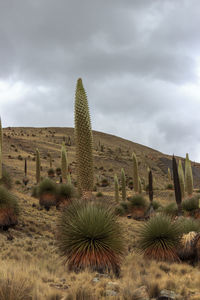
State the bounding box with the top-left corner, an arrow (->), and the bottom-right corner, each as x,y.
57,200 -> 124,276
185,153 -> 193,195
172,155 -> 182,216
74,78 -> 94,198
36,148 -> 41,184
0,118 -> 2,180
168,167 -> 171,182
178,160 -> 185,199
138,177 -> 142,194
121,168 -> 126,201
61,143 -> 68,183
114,174 -> 119,202
48,152 -> 52,168
132,152 -> 139,193
23,158 -> 29,186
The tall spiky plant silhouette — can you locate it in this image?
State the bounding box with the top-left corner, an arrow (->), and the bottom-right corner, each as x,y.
185,153 -> 193,195
178,160 -> 185,199
74,78 -> 94,199
114,174 -> 119,202
0,118 -> 2,180
168,168 -> 171,183
172,155 -> 182,216
132,152 -> 139,193
23,158 -> 29,186
121,168 -> 126,201
36,148 -> 41,184
61,143 -> 68,183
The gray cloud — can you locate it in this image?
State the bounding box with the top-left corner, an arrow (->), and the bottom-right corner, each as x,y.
0,0 -> 200,161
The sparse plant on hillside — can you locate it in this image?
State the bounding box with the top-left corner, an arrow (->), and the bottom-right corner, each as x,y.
22,159 -> 29,186
172,155 -> 182,216
137,214 -> 181,261
121,168 -> 126,201
47,168 -> 55,178
38,178 -> 57,210
0,186 -> 19,230
114,174 -> 119,202
178,160 -> 185,199
56,183 -> 75,209
132,152 -> 139,193
185,153 -> 193,195
182,195 -> 199,212
56,167 -> 61,176
74,78 -> 94,199
0,168 -> 12,190
57,200 -> 124,276
36,148 -> 41,184
61,143 -> 68,183
177,217 -> 200,234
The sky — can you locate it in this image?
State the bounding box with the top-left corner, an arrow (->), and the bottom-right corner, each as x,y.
0,0 -> 200,161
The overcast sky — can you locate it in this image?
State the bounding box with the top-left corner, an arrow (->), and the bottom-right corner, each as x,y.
0,0 -> 200,161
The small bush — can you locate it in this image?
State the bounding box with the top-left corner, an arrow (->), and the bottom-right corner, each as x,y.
57,183 -> 75,200
56,167 -> 61,176
47,168 -> 55,178
0,169 -> 12,189
96,192 -> 103,197
31,186 -> 38,198
57,200 -> 124,275
162,202 -> 177,216
38,178 -> 57,197
182,196 -> 199,212
101,178 -> 109,187
166,183 -> 173,190
0,186 -> 19,229
151,201 -> 161,210
137,214 -> 182,261
177,217 -> 200,234
15,180 -> 21,185
128,195 -> 147,209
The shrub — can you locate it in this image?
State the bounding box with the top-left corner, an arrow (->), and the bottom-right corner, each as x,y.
47,168 -> 55,178
162,203 -> 177,216
0,271 -> 33,300
0,169 -> 12,189
31,186 -> 38,198
38,178 -> 57,210
96,192 -> 103,197
128,195 -> 147,209
177,217 -> 200,234
182,196 -> 199,212
56,167 -> 61,176
166,183 -> 173,190
57,183 -> 75,200
57,200 -> 124,276
0,186 -> 19,229
137,214 -> 181,261
101,178 -> 109,187
151,201 -> 161,210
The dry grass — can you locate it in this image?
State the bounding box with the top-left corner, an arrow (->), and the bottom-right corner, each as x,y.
0,127 -> 200,298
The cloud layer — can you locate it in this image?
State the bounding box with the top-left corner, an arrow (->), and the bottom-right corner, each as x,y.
0,0 -> 200,161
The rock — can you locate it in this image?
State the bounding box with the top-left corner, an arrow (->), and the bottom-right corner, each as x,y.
92,277 -> 99,283
157,289 -> 176,299
132,285 -> 149,300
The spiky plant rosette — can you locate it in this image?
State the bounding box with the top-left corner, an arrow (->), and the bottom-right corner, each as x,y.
176,217 -> 200,234
0,186 -> 19,215
137,214 -> 181,261
57,200 -> 125,275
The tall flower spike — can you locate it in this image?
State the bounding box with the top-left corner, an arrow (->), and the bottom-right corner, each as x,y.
74,78 -> 94,198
